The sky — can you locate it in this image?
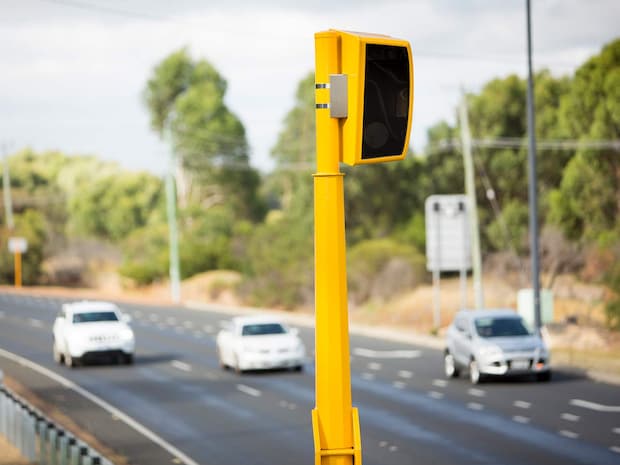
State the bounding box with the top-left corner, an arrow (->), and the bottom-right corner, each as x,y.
1,0 -> 618,175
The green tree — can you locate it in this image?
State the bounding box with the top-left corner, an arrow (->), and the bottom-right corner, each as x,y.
143,48 -> 265,221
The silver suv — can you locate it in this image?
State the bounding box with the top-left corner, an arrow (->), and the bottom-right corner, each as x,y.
444,309 -> 551,384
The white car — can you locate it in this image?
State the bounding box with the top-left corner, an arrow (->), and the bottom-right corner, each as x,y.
52,301 -> 135,367
444,309 -> 551,384
216,316 -> 306,373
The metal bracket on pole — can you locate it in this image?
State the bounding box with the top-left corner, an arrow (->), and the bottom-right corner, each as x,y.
312,408 -> 362,465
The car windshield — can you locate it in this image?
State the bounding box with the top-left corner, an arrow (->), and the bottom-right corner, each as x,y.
241,323 -> 286,336
73,311 -> 119,324
474,317 -> 531,338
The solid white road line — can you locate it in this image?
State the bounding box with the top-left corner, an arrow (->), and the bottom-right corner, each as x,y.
467,402 -> 484,411
0,348 -> 200,465
513,416 -> 530,424
570,399 -> 620,413
514,400 -> 532,409
236,384 -> 261,397
171,360 -> 192,372
559,430 -> 579,439
352,348 -> 421,359
398,370 -> 413,379
432,379 -> 447,388
561,413 -> 580,422
467,388 -> 486,397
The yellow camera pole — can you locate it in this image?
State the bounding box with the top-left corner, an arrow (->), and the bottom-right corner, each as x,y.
311,30 -> 362,465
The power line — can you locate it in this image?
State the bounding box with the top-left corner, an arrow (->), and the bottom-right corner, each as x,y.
426,138 -> 620,155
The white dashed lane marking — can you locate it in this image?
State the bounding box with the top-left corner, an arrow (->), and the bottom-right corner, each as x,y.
570,399 -> 620,413
514,400 -> 532,409
392,381 -> 406,389
170,360 -> 192,372
428,391 -> 444,399
467,388 -> 486,398
467,402 -> 484,411
361,373 -> 375,381
513,416 -> 530,424
432,379 -> 447,388
352,348 -> 421,359
559,430 -> 579,439
610,446 -> 620,454
236,384 -> 261,397
398,370 -> 413,379
561,413 -> 580,422
28,318 -> 43,328
613,427 -> 620,435
367,362 -> 382,371
166,317 -> 177,325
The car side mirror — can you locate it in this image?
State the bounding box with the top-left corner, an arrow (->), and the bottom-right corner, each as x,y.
122,314 -> 132,323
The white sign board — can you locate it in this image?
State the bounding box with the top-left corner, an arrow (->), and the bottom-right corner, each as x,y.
8,237 -> 28,254
517,288 -> 554,329
425,195 -> 471,271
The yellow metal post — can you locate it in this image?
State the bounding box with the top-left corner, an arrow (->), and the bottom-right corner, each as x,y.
312,30 -> 362,465
14,251 -> 21,288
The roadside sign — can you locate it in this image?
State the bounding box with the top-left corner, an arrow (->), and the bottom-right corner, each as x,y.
8,237 -> 28,254
425,195 -> 471,272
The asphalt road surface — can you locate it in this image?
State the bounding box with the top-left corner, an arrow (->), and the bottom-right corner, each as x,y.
0,291 -> 619,465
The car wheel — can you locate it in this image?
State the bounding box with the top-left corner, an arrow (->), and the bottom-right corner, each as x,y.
217,348 -> 227,370
469,359 -> 484,384
536,370 -> 551,382
234,355 -> 243,375
53,343 -> 64,365
444,351 -> 459,378
65,353 -> 80,368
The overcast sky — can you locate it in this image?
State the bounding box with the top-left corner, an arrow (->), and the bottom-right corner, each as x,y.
1,0 -> 618,175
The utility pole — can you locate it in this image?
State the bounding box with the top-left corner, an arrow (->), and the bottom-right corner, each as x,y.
526,0 -> 542,333
459,93 -> 484,309
2,142 -> 14,230
165,134 -> 181,303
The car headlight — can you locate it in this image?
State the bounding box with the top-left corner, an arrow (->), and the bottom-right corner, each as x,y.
478,345 -> 502,357
120,329 -> 134,341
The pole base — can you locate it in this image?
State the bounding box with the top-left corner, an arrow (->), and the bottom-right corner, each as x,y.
312,407 -> 362,465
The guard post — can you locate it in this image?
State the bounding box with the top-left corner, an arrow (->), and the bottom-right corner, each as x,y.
312,29 -> 413,465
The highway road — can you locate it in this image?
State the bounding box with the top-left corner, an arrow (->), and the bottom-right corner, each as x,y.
0,291 -> 619,465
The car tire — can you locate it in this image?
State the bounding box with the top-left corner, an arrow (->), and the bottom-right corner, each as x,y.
217,348 -> 227,370
444,351 -> 459,378
53,343 -> 64,365
469,359 -> 484,384
536,370 -> 551,382
65,353 -> 80,368
234,355 -> 243,375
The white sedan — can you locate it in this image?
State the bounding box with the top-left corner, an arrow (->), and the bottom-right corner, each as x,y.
216,316 -> 306,373
52,301 -> 135,367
